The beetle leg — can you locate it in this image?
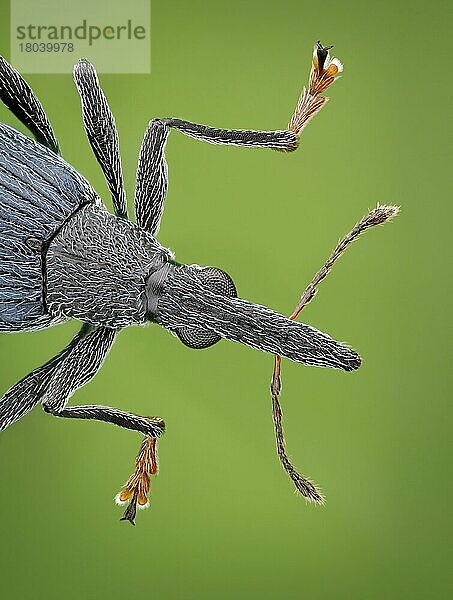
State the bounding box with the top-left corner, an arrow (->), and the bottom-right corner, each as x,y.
135,118 -> 170,234
133,115 -> 300,234
155,118 -> 300,150
134,42 -> 343,234
0,323 -> 93,432
116,436 -> 159,525
73,60 -> 128,220
40,325 -> 164,524
0,56 -> 59,153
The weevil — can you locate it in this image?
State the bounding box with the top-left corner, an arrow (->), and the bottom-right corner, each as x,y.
0,42 -> 381,524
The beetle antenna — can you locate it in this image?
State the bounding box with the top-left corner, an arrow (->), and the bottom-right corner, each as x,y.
271,204 -> 399,502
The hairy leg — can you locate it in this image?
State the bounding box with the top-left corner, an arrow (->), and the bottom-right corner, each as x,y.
134,41 -> 343,235
0,323 -> 92,431
40,325 -> 164,524
0,55 -> 59,153
73,60 -> 127,219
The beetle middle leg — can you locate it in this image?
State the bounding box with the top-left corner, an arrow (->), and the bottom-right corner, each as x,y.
73,59 -> 128,219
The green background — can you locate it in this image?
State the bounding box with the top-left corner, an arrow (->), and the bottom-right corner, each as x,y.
0,1 -> 451,598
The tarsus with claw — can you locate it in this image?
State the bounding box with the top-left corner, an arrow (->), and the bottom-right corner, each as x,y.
116,436 -> 158,525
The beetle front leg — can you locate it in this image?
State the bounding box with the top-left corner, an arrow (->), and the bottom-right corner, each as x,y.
40,325 -> 165,524
46,402 -> 163,525
0,323 -> 93,432
116,436 -> 159,525
134,42 -> 343,235
161,41 -> 343,148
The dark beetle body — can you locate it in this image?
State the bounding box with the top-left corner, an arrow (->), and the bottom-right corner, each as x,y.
0,122 -> 358,369
0,122 -> 95,331
0,46 -> 374,521
0,122 -> 170,331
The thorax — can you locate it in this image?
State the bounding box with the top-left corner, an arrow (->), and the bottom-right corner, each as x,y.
45,202 -> 172,328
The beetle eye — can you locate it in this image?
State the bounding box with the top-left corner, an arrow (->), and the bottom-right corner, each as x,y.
197,266 -> 237,298
176,327 -> 221,349
175,266 -> 237,349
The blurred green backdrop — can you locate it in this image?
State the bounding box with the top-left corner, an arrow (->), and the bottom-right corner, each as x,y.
0,1 -> 451,599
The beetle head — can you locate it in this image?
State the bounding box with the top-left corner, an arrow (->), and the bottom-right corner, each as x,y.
146,262 -> 237,349
146,262 -> 361,371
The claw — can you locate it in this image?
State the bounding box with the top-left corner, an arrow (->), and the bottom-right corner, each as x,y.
315,41 -> 333,71
120,492 -> 138,525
